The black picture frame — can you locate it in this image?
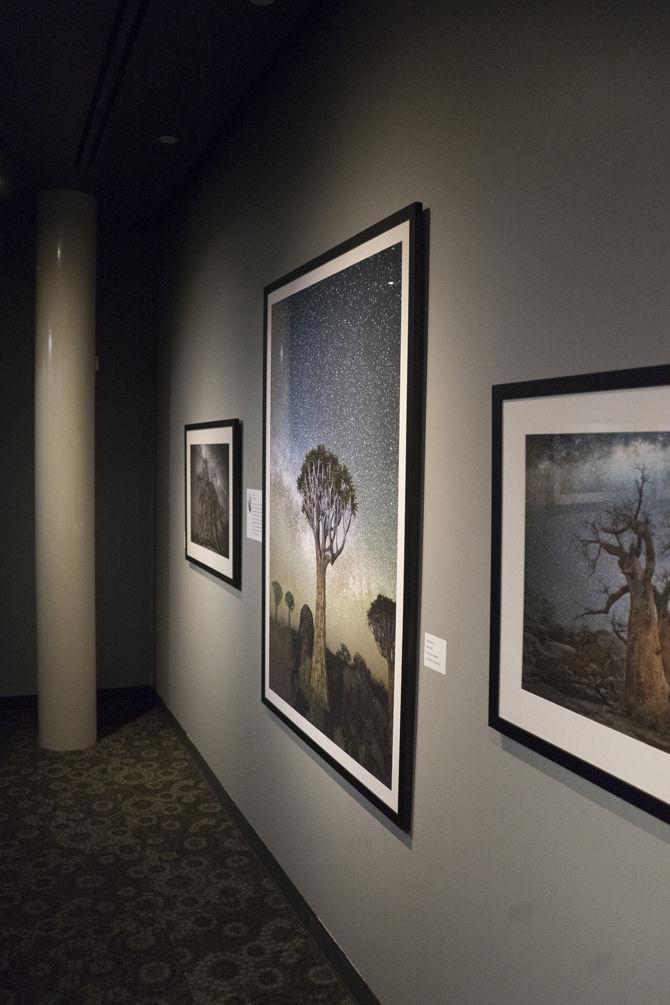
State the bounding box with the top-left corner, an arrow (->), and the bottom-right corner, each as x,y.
185,419 -> 242,589
490,363 -> 670,825
262,204 -> 425,832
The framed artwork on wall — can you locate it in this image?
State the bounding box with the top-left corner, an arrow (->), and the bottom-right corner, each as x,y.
490,364 -> 670,824
185,419 -> 242,588
262,203 -> 425,832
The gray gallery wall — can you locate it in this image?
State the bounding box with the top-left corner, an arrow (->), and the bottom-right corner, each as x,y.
155,2 -> 670,1002
1,224 -> 37,695
95,232 -> 157,689
0,225 -> 156,696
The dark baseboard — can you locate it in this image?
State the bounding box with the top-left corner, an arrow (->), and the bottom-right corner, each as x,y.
0,685 -> 157,711
158,696 -> 380,1005
96,685 -> 157,705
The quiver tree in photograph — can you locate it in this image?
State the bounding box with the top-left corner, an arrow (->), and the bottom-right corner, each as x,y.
576,467 -> 670,721
272,580 -> 283,621
284,590 -> 295,629
297,444 -> 357,714
367,594 -> 396,725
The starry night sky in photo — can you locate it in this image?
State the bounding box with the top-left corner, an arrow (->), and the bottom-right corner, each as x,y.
269,243 -> 402,678
525,432 -> 670,626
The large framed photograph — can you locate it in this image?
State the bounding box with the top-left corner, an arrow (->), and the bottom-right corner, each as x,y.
262,204 -> 425,831
185,419 -> 241,588
490,364 -> 670,824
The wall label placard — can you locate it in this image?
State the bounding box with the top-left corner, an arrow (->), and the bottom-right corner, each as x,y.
246,489 -> 263,542
424,633 -> 447,675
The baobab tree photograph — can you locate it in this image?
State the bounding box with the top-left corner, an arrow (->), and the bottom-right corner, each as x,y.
492,370 -> 670,825
184,419 -> 241,589
523,430 -> 670,752
262,207 -> 423,828
190,443 -> 229,557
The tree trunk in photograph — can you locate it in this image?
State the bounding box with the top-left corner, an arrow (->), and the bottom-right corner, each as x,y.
625,578 -> 669,718
311,558 -> 329,713
657,609 -> 670,686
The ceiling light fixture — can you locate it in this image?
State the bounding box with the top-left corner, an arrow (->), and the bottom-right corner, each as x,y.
158,135 -> 178,145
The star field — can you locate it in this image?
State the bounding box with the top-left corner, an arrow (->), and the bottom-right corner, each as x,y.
268,243 -> 403,677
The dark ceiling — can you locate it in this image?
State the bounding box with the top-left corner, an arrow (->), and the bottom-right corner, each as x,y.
0,0 -> 334,232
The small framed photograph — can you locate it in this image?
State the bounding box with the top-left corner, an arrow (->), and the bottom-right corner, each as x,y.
185,419 -> 241,588
262,203 -> 425,832
490,364 -> 670,823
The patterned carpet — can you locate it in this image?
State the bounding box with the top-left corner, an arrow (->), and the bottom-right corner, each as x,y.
0,697 -> 355,1005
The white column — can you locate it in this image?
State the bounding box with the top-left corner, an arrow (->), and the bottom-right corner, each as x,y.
35,190 -> 97,750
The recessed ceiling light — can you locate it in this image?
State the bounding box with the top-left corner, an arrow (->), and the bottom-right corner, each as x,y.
158,135 -> 178,145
